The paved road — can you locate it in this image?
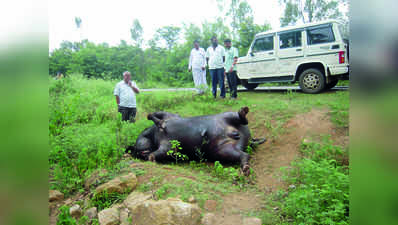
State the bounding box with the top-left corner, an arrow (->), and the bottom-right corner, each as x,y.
140,86 -> 349,92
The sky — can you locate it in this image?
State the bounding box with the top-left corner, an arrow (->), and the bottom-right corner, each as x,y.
49,0 -> 284,51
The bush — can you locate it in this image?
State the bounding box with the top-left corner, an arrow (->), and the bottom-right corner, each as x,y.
278,138 -> 349,224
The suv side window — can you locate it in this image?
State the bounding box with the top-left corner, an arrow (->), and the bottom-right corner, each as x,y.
307,26 -> 335,45
279,31 -> 302,49
252,36 -> 274,53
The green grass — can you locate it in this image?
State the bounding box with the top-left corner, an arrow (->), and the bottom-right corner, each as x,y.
49,74 -> 349,223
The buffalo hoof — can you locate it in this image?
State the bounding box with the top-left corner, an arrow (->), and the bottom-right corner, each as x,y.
242,164 -> 250,176
239,106 -> 249,117
148,154 -> 156,162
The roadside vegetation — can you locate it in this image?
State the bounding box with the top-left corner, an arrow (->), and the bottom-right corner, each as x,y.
50,74 -> 349,224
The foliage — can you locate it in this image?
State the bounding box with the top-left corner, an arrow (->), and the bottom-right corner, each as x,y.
212,161 -> 247,185
49,75 -> 151,196
279,0 -> 346,27
277,138 -> 349,224
167,140 -> 189,163
130,19 -> 143,47
91,190 -> 130,211
57,205 -> 77,225
49,1 -> 270,86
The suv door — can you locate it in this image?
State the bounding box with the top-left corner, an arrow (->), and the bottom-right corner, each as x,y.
306,24 -> 338,63
247,34 -> 277,77
278,30 -> 304,75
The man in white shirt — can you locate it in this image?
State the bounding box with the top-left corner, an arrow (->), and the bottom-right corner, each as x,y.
188,40 -> 208,95
206,36 -> 226,98
114,71 -> 140,122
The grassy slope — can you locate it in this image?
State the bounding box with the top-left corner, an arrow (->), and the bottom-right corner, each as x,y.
49,74 -> 349,224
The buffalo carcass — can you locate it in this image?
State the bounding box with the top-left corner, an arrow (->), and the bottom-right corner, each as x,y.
128,107 -> 265,175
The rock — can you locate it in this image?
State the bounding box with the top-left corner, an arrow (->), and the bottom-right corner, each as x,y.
98,208 -> 120,225
85,169 -> 108,190
69,204 -> 82,218
188,196 -> 196,203
123,192 -> 152,212
201,213 -> 217,225
204,200 -> 217,211
243,217 -> 262,225
84,207 -> 97,220
95,173 -> 137,194
130,198 -> 201,225
119,208 -> 130,225
288,184 -> 296,190
49,190 -> 64,202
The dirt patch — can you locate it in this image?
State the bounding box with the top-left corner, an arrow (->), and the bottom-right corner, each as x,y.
250,108 -> 348,193
204,192 -> 263,225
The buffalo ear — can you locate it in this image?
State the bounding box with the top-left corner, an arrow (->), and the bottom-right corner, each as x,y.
147,113 -> 153,120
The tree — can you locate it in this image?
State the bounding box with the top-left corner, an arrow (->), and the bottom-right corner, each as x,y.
130,19 -> 143,47
74,17 -> 83,40
279,0 -> 345,27
155,26 -> 181,49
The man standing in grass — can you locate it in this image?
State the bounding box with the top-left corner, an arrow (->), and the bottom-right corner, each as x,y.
114,71 -> 140,122
188,40 -> 208,95
224,39 -> 239,99
206,36 -> 226,99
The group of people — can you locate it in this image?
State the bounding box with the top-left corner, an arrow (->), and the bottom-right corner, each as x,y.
114,36 -> 239,123
188,36 -> 239,99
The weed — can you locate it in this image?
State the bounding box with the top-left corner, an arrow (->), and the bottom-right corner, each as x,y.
277,138 -> 349,224
57,205 -> 77,225
167,140 -> 189,164
91,190 -> 130,211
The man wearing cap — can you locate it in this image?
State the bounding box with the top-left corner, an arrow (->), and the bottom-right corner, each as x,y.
224,39 -> 239,99
114,71 -> 140,122
188,40 -> 208,95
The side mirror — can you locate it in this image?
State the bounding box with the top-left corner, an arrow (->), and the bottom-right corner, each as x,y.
249,52 -> 254,56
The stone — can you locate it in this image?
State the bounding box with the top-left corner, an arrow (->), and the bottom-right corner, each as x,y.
84,207 -> 97,220
69,204 -> 82,218
49,190 -> 64,202
201,213 -> 217,225
95,173 -> 137,194
243,217 -> 262,225
119,208 -> 130,225
204,200 -> 217,211
85,169 -> 108,190
130,197 -> 201,225
98,208 -> 120,225
123,191 -> 152,212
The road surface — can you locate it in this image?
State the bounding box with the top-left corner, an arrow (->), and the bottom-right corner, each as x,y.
140,86 -> 349,92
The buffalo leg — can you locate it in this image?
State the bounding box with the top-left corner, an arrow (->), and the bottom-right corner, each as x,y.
224,106 -> 250,126
212,145 -> 251,176
148,140 -> 171,162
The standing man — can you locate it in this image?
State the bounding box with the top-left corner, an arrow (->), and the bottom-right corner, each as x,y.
206,36 -> 226,99
114,71 -> 140,122
224,39 -> 239,99
188,40 -> 208,95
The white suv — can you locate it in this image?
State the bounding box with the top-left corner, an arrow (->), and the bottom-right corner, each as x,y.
236,20 -> 349,93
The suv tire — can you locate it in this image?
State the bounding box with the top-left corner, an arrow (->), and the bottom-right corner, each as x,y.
299,69 -> 325,94
241,79 -> 259,90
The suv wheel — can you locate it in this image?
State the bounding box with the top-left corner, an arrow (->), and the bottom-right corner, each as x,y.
241,79 -> 259,90
299,69 -> 325,94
